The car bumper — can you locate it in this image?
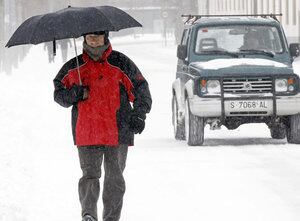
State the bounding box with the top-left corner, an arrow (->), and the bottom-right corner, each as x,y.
189,93 -> 300,117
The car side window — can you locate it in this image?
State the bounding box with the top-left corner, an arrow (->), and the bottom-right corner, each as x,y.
181,29 -> 189,46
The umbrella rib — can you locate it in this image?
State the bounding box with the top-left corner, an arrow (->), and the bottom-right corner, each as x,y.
30,13 -> 50,44
68,9 -> 80,39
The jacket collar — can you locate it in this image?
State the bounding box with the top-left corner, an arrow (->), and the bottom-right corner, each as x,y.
82,44 -> 112,63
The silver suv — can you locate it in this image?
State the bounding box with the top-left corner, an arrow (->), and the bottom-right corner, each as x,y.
172,14 -> 300,145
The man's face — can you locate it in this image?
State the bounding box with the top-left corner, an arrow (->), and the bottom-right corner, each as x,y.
85,34 -> 105,47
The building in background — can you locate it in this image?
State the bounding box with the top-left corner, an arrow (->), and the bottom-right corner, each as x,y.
197,0 -> 300,43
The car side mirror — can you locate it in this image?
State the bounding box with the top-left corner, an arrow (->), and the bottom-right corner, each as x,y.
289,43 -> 300,58
177,45 -> 187,60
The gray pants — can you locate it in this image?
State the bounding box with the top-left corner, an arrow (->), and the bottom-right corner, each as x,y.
78,145 -> 128,221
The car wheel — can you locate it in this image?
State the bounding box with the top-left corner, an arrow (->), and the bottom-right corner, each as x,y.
172,95 -> 185,140
185,98 -> 204,146
270,127 -> 286,139
287,114 -> 300,144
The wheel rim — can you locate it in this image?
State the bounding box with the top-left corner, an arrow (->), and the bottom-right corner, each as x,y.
185,100 -> 189,140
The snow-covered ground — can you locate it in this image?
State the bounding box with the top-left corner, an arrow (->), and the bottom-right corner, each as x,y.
1,34 -> 300,221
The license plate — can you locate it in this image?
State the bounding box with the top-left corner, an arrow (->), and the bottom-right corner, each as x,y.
228,100 -> 269,110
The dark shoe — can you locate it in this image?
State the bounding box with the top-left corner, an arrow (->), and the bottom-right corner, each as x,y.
82,214 -> 96,221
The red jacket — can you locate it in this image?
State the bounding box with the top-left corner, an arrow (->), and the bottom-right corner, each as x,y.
61,45 -> 135,146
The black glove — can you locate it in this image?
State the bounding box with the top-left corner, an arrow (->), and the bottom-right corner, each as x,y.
129,113 -> 146,134
69,85 -> 89,104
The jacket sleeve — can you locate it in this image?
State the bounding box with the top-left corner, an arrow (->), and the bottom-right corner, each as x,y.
118,53 -> 152,118
53,59 -> 77,108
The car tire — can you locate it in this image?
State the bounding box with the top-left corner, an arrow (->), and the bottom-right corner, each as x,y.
172,95 -> 185,140
270,127 -> 286,139
287,114 -> 300,144
185,99 -> 204,146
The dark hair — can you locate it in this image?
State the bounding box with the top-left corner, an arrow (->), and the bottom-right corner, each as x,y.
85,31 -> 106,35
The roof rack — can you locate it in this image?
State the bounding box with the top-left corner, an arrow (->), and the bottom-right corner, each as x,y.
182,13 -> 283,24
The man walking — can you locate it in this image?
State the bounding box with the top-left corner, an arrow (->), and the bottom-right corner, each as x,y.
53,31 -> 152,221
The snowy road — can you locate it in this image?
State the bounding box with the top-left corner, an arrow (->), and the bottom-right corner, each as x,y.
1,35 -> 300,221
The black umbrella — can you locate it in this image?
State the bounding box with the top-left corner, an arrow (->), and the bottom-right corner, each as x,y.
5,5 -> 142,85
5,5 -> 142,47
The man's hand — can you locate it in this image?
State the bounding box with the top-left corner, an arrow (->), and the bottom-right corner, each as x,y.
129,114 -> 145,134
69,85 -> 89,103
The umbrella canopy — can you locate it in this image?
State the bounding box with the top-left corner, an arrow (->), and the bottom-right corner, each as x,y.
6,5 -> 142,47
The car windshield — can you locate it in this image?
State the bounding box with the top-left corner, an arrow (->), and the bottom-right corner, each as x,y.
195,25 -> 284,55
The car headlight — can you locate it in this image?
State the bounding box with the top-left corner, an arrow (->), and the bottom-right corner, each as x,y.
275,77 -> 297,93
275,79 -> 288,92
200,79 -> 221,95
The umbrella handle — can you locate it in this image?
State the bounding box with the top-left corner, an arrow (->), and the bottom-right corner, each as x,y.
53,40 -> 56,56
73,38 -> 82,85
